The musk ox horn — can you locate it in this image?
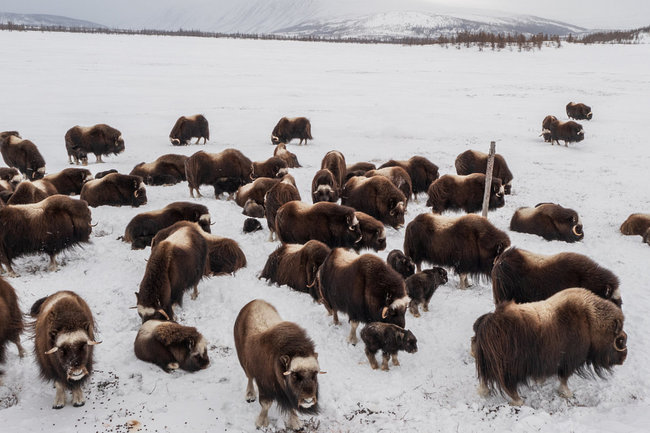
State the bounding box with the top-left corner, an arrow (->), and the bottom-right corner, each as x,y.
381,307 -> 389,319
157,309 -> 170,321
45,347 -> 59,355
87,340 -> 102,346
319,371 -> 327,374
615,332 -> 627,352
134,190 -> 140,198
572,225 -> 582,236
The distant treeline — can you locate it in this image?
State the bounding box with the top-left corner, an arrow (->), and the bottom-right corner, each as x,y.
571,25 -> 650,44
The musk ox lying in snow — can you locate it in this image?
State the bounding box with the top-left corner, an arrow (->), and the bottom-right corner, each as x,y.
273,143 -> 301,168
185,149 -> 252,198
406,268 -> 448,317
346,161 -> 376,178
252,156 -> 289,179
311,169 -> 339,203
80,173 -> 147,207
426,173 -> 505,214
360,323 -> 417,371
0,131 -> 46,180
31,290 -> 100,409
471,288 -> 627,406
543,117 -> 584,146
342,176 -> 406,229
387,249 -> 415,279
620,213 -> 650,245
566,102 -> 592,120
365,166 -> 412,202
271,117 -> 312,145
510,203 -> 584,242
234,299 -> 322,430
353,211 -> 386,252
0,278 -> 25,380
65,124 -> 124,165
321,150 -> 346,195
7,168 -> 92,205
130,154 -> 188,185
169,114 -> 209,145
0,167 -> 22,189
264,178 -> 301,241
455,150 -> 513,194
379,156 -> 439,198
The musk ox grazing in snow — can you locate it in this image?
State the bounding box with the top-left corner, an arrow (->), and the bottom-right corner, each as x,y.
169,114 -> 209,145
185,149 -> 252,199
65,124 -> 124,165
243,218 -> 263,233
80,173 -> 147,207
236,177 -> 284,208
540,115 -> 557,142
264,178 -> 301,241
346,161 -> 376,179
620,213 -> 650,245
510,203 -> 584,242
321,150 -> 346,195
273,143 -> 301,168
404,213 -> 510,289
471,288 -> 627,406
0,167 -> 22,189
342,176 -> 406,229
311,169 -> 339,203
405,268 -> 448,317
252,156 -> 289,179
234,299 -> 322,430
566,102 -> 593,120
387,249 -> 415,279
353,211 -> 386,252
455,150 -> 513,195
426,173 -> 505,214
0,131 -> 46,180
365,166 -> 412,203
379,156 -> 439,198
543,116 -> 584,146
31,290 -> 100,409
271,117 -> 312,145
491,247 -> 621,306
360,323 -> 417,371
7,168 -> 92,205
130,154 -> 188,185
134,320 -> 209,372
0,278 -> 25,380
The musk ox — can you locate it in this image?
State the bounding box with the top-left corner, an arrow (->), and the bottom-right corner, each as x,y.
365,167 -> 412,202
243,200 -> 265,218
65,124 -> 124,165
273,143 -> 301,168
360,323 -> 417,371
321,150 -> 346,194
544,117 -> 584,146
620,213 -> 650,245
491,247 -> 621,306
31,291 -> 100,409
94,169 -> 118,179
353,211 -> 386,252
540,115 -> 557,142
426,173 -> 505,214
264,178 -> 301,241
455,150 -> 513,194
404,213 -> 510,288
0,278 -> 25,380
271,117 -> 312,145
130,154 -> 188,186
379,156 -> 439,198
169,114 -> 209,145
510,203 -> 583,242
566,102 -> 592,120
311,169 -> 338,203
260,240 -> 331,299
406,268 -> 448,317
7,168 -> 93,205
0,131 -> 46,180
122,202 -> 211,249
252,157 -> 289,179
185,149 -> 253,199
387,249 -> 415,279
0,167 -> 22,189
471,288 -> 627,406
234,299 -> 322,430
346,161 -> 376,178
275,201 -> 362,249
236,177 -> 282,208
0,195 -> 92,276
80,173 -> 147,207
342,176 -> 406,228
134,320 -> 209,372
243,218 -> 263,233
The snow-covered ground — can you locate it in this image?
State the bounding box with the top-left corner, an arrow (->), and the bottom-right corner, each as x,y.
0,31 -> 649,432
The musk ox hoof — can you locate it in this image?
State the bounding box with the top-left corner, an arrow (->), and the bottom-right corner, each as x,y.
246,395 -> 256,403
255,415 -> 270,428
558,384 -> 573,399
166,362 -> 179,372
52,403 -> 65,410
509,398 -> 524,407
380,364 -> 389,371
286,413 -> 303,431
73,401 -> 85,407
477,383 -> 490,398
347,335 -> 358,345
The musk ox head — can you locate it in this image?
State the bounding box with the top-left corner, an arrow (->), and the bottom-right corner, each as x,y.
132,179 -> 147,207
243,218 -> 263,233
313,184 -> 338,203
400,329 -> 418,354
644,228 -> 650,245
279,354 -> 321,412
197,213 -> 212,233
345,212 -> 363,246
387,249 -> 415,279
179,335 -> 210,372
135,292 -> 170,323
489,179 -> 505,209
538,202 -> 584,242
45,330 -> 100,382
380,296 -> 410,329
387,199 -> 406,229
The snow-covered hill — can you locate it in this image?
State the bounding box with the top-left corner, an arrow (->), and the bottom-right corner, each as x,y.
0,12 -> 104,28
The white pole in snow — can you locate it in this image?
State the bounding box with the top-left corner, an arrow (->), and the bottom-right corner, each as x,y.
481,141 -> 496,218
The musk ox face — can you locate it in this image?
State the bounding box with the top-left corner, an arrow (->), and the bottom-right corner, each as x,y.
181,336 -> 210,371
198,213 -> 212,233
313,184 -> 337,203
387,250 -> 415,279
388,199 -> 406,228
381,297 -> 409,329
133,181 -> 147,207
490,180 -> 505,209
45,331 -> 99,381
280,355 -> 320,410
401,330 -> 418,354
346,213 -> 363,246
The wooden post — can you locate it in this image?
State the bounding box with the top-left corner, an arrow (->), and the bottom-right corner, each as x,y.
481,141 -> 496,218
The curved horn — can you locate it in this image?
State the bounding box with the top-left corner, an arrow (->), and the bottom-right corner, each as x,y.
381,307 -> 389,319
87,340 -> 102,346
134,190 -> 140,198
157,309 -> 170,321
572,225 -> 582,236
45,347 -> 58,355
614,332 -> 627,352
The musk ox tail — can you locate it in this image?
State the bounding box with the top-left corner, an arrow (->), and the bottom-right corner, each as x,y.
184,154 -> 199,194
29,296 -> 49,317
305,121 -> 313,140
207,238 -> 247,276
490,248 -> 520,304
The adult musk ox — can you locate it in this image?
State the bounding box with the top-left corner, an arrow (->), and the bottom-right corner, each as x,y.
346,161 -> 376,178
321,151 -> 346,195
129,154 -> 188,186
7,168 -> 92,205
65,124 -> 124,165
264,178 -> 301,241
406,268 -> 448,317
360,323 -> 417,371
404,213 -> 510,288
31,290 -> 100,409
236,176 -> 285,208
455,150 -> 514,194
342,176 -> 406,229
379,156 -> 439,198
94,169 -> 118,179
0,277 -> 25,380
620,213 -> 650,245
252,157 -> 288,179
0,195 -> 92,276
273,143 -> 301,168
510,203 -> 584,242
491,247 -> 621,306
234,299 -> 322,430
471,288 -> 627,406
545,117 -> 584,146
0,131 -> 46,180
311,169 -> 338,203
275,201 -> 362,249
185,149 -> 252,199
566,102 -> 593,120
169,114 -> 209,145
134,320 -> 209,372
260,240 -> 331,298
317,248 -> 410,344
365,166 -> 412,202
0,167 -> 22,189
80,173 -> 147,207
271,117 -> 312,145
387,249 -> 415,279
353,211 -> 386,252
540,115 -> 557,142
426,174 -> 505,214
122,202 -> 211,249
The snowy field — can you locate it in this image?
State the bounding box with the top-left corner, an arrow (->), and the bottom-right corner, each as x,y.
0,31 -> 649,432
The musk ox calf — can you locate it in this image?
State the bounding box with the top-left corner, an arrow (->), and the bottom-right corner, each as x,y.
271,117 -> 312,145
65,124 -> 124,165
0,278 -> 25,380
620,213 -> 650,245
426,173 -> 505,214
243,218 -> 263,233
545,117 -> 584,146
387,249 -> 415,279
0,131 -> 46,180
566,102 -> 592,120
360,323 -> 417,371
540,115 -> 557,142
80,173 -> 147,207
317,248 -> 410,344
321,150 -> 346,194
0,167 -> 22,189
379,156 -> 439,198
311,169 -> 339,203
7,168 -> 93,205
404,213 -> 510,289
342,176 -> 406,228
510,203 -> 583,242
0,195 -> 92,276
169,114 -> 209,145
353,211 -> 386,252
130,154 -> 188,186
31,291 -> 100,409
455,150 -> 513,194
185,149 -> 252,199
252,157 -> 289,179
134,320 -> 209,372
406,268 -> 448,317
264,178 -> 301,241
234,299 -> 322,430
365,167 -> 412,202
471,288 -> 627,406
273,143 -> 301,168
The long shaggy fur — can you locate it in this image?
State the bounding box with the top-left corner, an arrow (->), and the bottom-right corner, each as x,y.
65,124 -> 124,165
379,156 -> 439,198
184,149 -> 252,198
510,203 -> 583,242
455,150 -> 513,194
130,154 -> 188,185
426,173 -> 504,214
80,173 -> 147,207
271,117 -> 312,145
169,114 -> 209,145
0,278 -> 23,368
342,176 -> 406,228
264,179 -> 301,235
0,131 -> 46,180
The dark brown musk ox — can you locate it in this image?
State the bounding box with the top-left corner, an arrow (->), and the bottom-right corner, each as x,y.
243,218 -> 263,233
566,102 -> 593,120
316,248 -> 410,344
491,247 -> 621,306
65,124 -> 124,165
243,200 -> 265,218
273,143 -> 301,168
234,299 -> 322,430
471,288 -> 627,406
353,211 -> 386,252
510,203 -> 584,242
455,150 -> 514,194
379,156 -> 439,199
321,150 -> 346,194
7,168 -> 93,205
130,154 -> 188,186
185,149 -> 253,199
546,117 -> 584,146
80,173 -> 147,207
252,157 -> 289,180
426,173 -> 505,214
346,161 -> 376,178
365,166 -> 412,203
540,115 -> 557,142
122,201 -> 211,249
404,213 -> 510,289
275,201 -> 362,249
259,240 -> 331,299
169,114 -> 209,145
134,320 -> 209,372
0,131 -> 46,180
236,177 -> 282,208
311,169 -> 338,203
387,249 -> 415,279
94,169 -> 118,179
342,176 -> 406,229
620,213 -> 650,245
0,277 -> 26,380
0,167 -> 22,189
405,268 -> 448,317
264,177 -> 301,241
30,290 -> 100,409
271,117 -> 312,145
0,195 -> 92,276
360,323 -> 417,371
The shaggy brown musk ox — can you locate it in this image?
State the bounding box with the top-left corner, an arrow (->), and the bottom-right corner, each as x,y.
65,124 -> 124,165
510,203 -> 583,242
379,156 -> 439,199
80,173 -> 147,207
7,168 -> 92,205
620,213 -> 650,245
0,131 -> 46,180
271,117 -> 312,145
426,173 -> 505,214
130,154 -> 188,185
169,114 -> 209,145
342,176 -> 406,229
566,102 -> 592,120
185,149 -> 252,199
455,149 -> 513,194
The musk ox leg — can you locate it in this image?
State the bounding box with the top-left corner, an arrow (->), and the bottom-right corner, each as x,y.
365,348 -> 379,370
423,301 -> 430,312
96,154 -> 104,163
409,300 -> 421,318
72,386 -> 85,407
255,399 -> 272,428
191,284 -> 199,300
48,255 -> 59,272
381,353 -> 390,371
416,262 -> 422,273
195,138 -> 200,144
53,381 -> 66,409
68,154 -> 74,164
286,410 -> 302,431
459,274 -> 471,290
165,362 -> 180,372
245,377 -> 256,402
477,380 -> 490,398
348,321 -> 359,345
13,337 -> 26,358
2,262 -> 18,278
267,231 -> 275,242
506,389 -> 524,406
558,377 -> 573,399
391,353 -> 400,366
